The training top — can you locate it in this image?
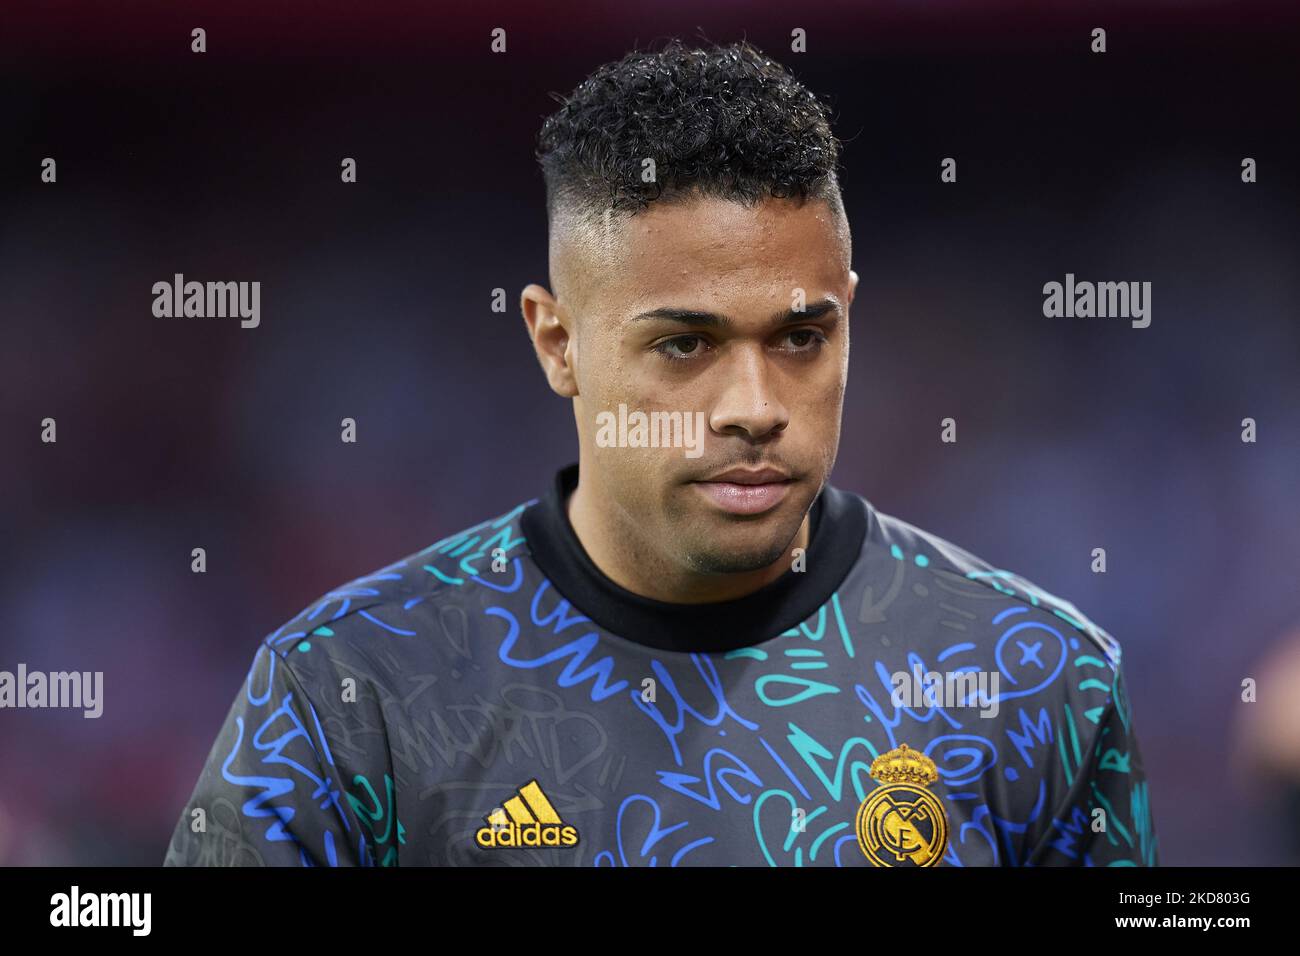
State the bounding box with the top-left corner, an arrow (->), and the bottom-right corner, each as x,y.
164,462 -> 1158,867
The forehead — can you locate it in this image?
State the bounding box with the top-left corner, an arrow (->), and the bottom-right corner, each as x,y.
568,195 -> 849,316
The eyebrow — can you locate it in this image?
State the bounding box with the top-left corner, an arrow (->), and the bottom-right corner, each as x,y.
629,297 -> 842,330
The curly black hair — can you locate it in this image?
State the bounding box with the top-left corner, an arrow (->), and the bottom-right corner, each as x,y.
536,39 -> 844,226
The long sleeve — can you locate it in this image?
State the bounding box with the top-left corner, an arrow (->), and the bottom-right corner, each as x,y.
1025,659 -> 1159,866
164,640 -> 376,866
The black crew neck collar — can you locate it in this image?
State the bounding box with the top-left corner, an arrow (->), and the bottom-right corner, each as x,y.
519,462 -> 869,653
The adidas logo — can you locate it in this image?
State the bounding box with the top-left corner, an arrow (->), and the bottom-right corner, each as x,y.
475,779 -> 580,849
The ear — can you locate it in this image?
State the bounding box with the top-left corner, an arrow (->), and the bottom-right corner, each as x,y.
847,269 -> 859,308
521,283 -> 578,398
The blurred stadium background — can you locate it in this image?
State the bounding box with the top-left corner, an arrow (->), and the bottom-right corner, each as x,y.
1,0 -> 1298,864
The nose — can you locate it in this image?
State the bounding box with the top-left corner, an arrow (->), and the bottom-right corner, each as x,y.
708,343 -> 789,441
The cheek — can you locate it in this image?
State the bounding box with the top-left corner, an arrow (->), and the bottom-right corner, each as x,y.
578,340 -> 630,403
830,372 -> 848,405
800,359 -> 847,407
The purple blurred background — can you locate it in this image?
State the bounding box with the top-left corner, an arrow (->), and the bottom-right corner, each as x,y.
2,0 -> 1298,865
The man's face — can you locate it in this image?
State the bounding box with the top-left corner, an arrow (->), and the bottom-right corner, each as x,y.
559,193 -> 855,576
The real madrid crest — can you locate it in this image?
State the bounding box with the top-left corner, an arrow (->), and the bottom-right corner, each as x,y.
855,743 -> 949,867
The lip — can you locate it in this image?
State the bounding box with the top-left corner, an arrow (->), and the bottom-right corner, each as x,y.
699,467 -> 792,485
691,468 -> 794,516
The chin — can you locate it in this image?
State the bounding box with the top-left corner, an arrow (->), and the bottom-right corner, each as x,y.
684,520 -> 802,575
685,544 -> 789,576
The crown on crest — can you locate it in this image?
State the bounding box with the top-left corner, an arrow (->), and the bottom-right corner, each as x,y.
869,744 -> 939,786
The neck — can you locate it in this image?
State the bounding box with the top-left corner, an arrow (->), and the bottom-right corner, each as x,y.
566,473 -> 811,604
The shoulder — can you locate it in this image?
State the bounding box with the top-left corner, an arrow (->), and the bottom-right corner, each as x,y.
255,497 -> 537,680
847,492 -> 1139,783
852,491 -> 1122,669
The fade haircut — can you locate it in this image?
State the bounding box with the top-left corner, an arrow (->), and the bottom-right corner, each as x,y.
535,38 -> 847,234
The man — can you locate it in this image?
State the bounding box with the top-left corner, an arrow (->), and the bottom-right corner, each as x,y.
164,39 -> 1157,867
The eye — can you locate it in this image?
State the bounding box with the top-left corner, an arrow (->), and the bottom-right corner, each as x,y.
779,328 -> 827,353
652,334 -> 710,361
